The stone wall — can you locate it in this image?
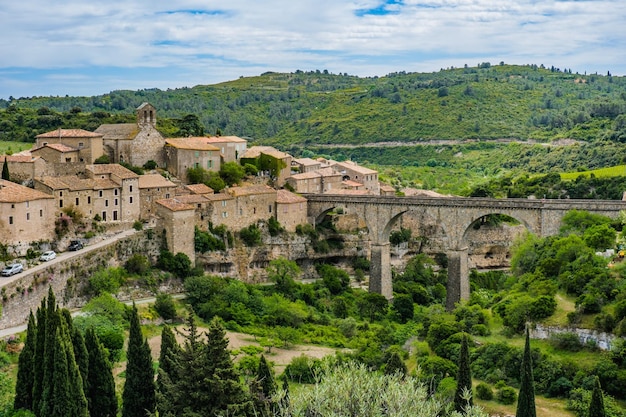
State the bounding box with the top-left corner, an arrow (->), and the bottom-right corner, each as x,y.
530,323 -> 621,351
0,229 -> 162,330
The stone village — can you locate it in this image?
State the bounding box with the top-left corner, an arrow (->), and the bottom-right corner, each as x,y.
0,103 -> 390,276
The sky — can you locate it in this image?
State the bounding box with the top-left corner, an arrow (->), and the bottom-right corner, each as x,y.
1,0 -> 625,99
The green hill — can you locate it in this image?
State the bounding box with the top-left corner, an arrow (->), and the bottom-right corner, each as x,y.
2,63 -> 626,148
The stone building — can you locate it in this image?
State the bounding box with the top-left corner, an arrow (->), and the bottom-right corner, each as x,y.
292,157 -> 321,174
286,167 -> 342,194
1,154 -> 46,183
34,164 -> 140,223
31,143 -> 80,163
163,137 -> 221,183
203,193 -> 236,227
96,103 -> 166,167
241,146 -> 292,187
137,173 -> 177,221
204,136 -> 247,163
275,189 -> 307,232
0,179 -> 55,246
35,128 -> 104,164
331,161 -> 380,194
226,185 -> 277,229
155,199 -> 196,264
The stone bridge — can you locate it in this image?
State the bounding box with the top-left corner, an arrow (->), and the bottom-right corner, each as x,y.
306,194 -> 626,309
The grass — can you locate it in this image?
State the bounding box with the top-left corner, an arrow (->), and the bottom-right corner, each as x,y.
476,392 -> 575,417
561,165 -> 626,180
0,141 -> 31,155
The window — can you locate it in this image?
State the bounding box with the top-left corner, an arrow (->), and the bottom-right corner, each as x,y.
9,216 -> 13,225
88,196 -> 91,204
114,189 -> 118,196
78,142 -> 84,148
60,191 -> 63,197
113,211 -> 118,221
60,200 -> 63,208
26,201 -> 30,208
11,204 -> 14,209
222,201 -> 227,207
114,198 -> 118,206
222,212 -> 228,218
207,160 -> 212,169
130,185 -> 133,192
105,200 -> 109,207
129,196 -> 133,204
165,193 -> 170,198
76,198 -> 79,206
194,162 -> 200,168
240,208 -> 243,216
40,209 -> 43,217
269,205 -> 272,213
99,190 -> 103,198
197,204 -> 202,208
253,208 -> 256,214
26,213 -> 30,220
195,151 -> 200,157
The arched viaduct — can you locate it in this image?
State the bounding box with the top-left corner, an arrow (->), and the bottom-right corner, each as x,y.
305,194 -> 626,309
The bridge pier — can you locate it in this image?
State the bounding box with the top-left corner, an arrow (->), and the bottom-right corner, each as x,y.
445,248 -> 469,310
370,242 -> 392,300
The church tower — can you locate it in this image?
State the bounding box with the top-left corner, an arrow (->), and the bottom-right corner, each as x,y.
136,102 -> 157,127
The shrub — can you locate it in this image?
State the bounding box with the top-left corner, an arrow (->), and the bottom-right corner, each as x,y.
550,333 -> 583,352
267,217 -> 283,236
239,224 -> 261,246
125,254 -> 151,276
88,267 -> 126,295
476,382 -> 494,400
133,220 -> 143,231
284,355 -> 322,384
496,386 -> 517,405
143,160 -> 157,170
154,293 -> 177,320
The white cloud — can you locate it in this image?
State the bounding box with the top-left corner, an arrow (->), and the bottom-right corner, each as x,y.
1,0 -> 625,97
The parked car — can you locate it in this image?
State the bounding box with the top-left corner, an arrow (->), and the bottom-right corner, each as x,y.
1,263 -> 23,277
39,251 -> 56,262
68,240 -> 83,251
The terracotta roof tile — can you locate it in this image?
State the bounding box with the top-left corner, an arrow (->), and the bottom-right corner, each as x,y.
3,154 -> 39,163
276,189 -> 307,204
204,135 -> 247,143
226,185 -> 276,197
86,164 -> 139,180
165,138 -> 220,151
174,194 -> 209,204
185,183 -> 213,195
203,193 -> 233,202
36,128 -> 103,139
95,124 -> 141,140
156,198 -> 195,211
32,143 -> 78,153
0,180 -> 54,203
138,174 -> 176,189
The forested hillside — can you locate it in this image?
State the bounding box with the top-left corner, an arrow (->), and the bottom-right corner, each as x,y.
2,63 -> 626,147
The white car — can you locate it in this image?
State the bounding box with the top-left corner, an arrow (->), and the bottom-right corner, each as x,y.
40,251 -> 56,262
1,263 -> 23,277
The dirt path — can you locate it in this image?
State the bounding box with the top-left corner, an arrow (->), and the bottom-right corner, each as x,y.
146,326 -> 340,374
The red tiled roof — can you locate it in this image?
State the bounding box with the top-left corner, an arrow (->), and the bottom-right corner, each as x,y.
185,183 -> 214,195
36,128 -> 103,139
165,138 -> 220,151
0,180 -> 54,203
226,184 -> 276,197
138,174 -> 176,189
156,198 -> 195,212
276,189 -> 307,204
86,164 -> 139,180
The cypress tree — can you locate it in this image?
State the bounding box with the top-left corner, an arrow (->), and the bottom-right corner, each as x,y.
14,311 -> 36,411
253,355 -> 277,416
516,328 -> 537,417
40,288 -> 60,417
454,333 -> 473,413
85,328 -> 118,417
257,355 -> 277,400
588,376 -> 606,417
31,300 -> 47,414
2,158 -> 9,181
385,351 -> 408,378
157,324 -> 180,392
63,309 -> 88,396
122,304 -> 156,417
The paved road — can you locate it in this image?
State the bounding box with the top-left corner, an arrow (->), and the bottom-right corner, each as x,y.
0,228 -> 138,290
0,228 -> 139,338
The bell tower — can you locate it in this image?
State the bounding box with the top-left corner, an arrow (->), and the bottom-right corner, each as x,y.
136,103 -> 156,127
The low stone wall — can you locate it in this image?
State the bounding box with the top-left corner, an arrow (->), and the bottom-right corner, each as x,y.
0,229 -> 162,330
530,323 -> 620,351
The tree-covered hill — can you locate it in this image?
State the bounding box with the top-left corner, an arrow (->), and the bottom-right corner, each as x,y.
2,63 -> 626,147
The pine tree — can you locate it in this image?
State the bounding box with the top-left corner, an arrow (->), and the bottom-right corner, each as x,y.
257,355 -> 277,400
384,351 -> 408,378
14,311 -> 36,411
588,376 -> 606,417
454,333 -> 473,413
516,328 -> 537,417
204,316 -> 252,416
122,304 -> 156,417
2,158 -> 10,181
252,355 -> 277,416
85,328 -> 118,417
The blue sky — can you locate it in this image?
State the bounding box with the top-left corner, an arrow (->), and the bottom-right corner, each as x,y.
1,0 -> 625,99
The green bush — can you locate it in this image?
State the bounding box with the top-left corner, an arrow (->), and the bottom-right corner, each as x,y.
133,220 -> 143,231
154,293 -> 177,320
239,224 -> 261,246
88,267 -> 126,295
476,382 -> 493,400
496,385 -> 517,405
125,254 -> 151,276
550,333 -> 583,352
284,355 -> 322,384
